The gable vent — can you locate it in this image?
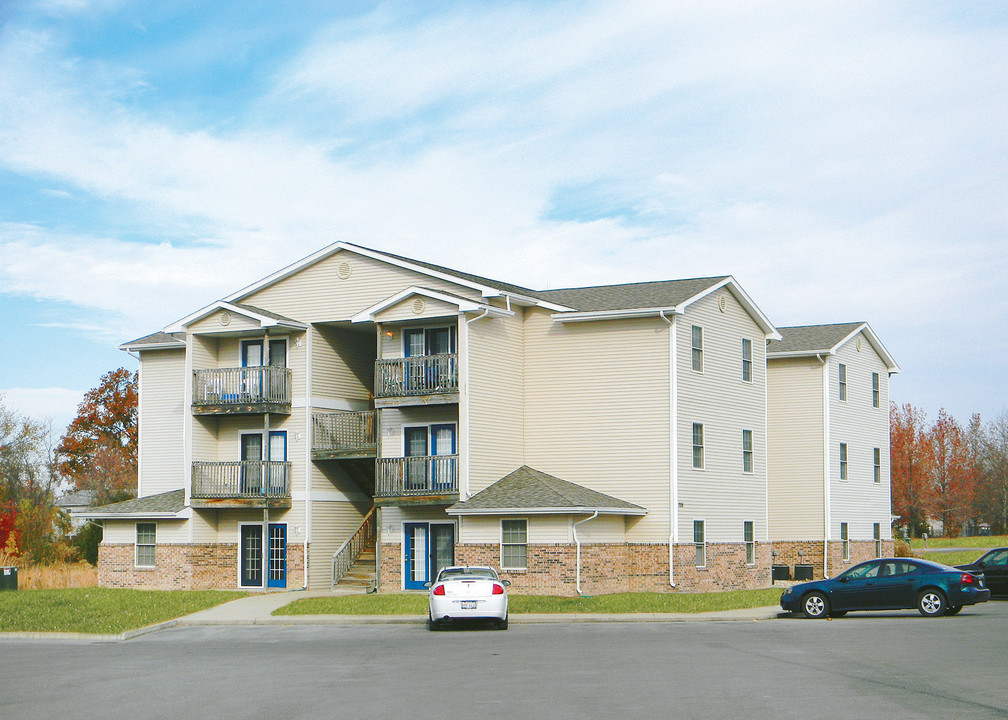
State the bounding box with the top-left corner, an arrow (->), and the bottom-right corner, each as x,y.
718,295 -> 728,313
337,261 -> 352,280
412,298 -> 426,314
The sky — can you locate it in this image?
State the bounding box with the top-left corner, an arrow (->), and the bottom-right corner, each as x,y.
1,0 -> 1006,436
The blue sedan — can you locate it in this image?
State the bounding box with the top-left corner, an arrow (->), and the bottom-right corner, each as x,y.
780,558 -> 990,618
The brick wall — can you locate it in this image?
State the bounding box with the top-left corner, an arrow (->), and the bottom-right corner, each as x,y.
764,540 -> 896,580
379,540 -> 771,595
826,539 -> 894,578
98,542 -> 305,590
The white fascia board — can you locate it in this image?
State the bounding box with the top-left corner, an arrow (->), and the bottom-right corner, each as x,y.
165,300 -> 306,333
350,286 -> 514,323
77,509 -> 191,520
550,307 -> 684,323
446,506 -> 647,516
767,349 -> 837,360
835,323 -> 901,374
118,340 -> 185,352
498,291 -> 572,312
680,276 -> 781,340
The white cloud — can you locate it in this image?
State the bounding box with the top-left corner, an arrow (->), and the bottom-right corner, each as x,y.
0,387 -> 83,433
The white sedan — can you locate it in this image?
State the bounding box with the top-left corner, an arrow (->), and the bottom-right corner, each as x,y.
426,566 -> 510,630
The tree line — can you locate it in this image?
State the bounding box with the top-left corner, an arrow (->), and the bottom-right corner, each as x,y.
891,403 -> 1008,538
0,368 -> 137,565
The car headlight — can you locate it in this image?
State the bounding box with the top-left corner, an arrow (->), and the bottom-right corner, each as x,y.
781,589 -> 791,598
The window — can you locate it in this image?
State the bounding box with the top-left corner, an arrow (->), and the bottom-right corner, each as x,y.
838,363 -> 847,401
872,372 -> 880,408
841,522 -> 849,562
873,448 -> 881,483
744,521 -> 754,566
136,522 -> 156,568
501,519 -> 527,570
742,429 -> 754,474
740,338 -> 753,382
874,523 -> 882,559
839,443 -> 848,480
692,423 -> 704,469
693,520 -> 706,567
691,325 -> 703,372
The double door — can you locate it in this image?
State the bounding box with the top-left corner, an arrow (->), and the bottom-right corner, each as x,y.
404,523 -> 455,590
240,431 -> 287,495
403,424 -> 456,491
240,523 -> 287,588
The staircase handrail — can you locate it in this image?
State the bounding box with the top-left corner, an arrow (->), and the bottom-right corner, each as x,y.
332,506 -> 376,587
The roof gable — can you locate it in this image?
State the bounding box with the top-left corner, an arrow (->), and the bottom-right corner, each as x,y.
768,322 -> 899,372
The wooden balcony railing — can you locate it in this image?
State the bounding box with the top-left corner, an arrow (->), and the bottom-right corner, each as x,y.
193,367 -> 291,412
332,507 -> 376,587
191,461 -> 291,499
313,410 -> 376,458
374,354 -> 458,399
376,455 -> 459,499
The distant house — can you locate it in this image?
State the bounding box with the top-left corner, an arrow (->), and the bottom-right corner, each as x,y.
767,323 -> 900,578
82,242 -> 896,593
55,490 -> 95,533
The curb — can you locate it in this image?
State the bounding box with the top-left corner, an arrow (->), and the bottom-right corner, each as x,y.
0,619 -> 179,643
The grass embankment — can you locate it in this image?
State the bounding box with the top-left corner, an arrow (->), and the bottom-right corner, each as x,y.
0,588 -> 245,634
275,587 -> 784,616
909,534 -> 1007,566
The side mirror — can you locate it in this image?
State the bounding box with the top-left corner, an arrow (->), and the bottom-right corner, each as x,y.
502,579 -> 511,587
423,581 -> 432,588
839,576 -> 849,583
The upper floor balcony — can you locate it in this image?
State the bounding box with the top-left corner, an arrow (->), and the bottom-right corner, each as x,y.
312,410 -> 377,460
375,455 -> 459,505
191,460 -> 291,509
374,354 -> 458,408
192,366 -> 292,416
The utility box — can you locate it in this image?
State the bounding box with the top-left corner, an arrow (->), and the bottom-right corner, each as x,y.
771,565 -> 790,582
793,564 -> 814,581
0,566 -> 17,591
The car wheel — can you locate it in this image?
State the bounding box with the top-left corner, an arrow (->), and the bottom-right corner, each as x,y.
945,605 -> 962,616
829,610 -> 847,618
427,614 -> 439,631
802,592 -> 830,619
497,615 -> 508,630
917,589 -> 946,617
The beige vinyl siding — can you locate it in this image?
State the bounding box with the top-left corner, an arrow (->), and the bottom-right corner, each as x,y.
380,319 -> 459,359
829,333 -> 892,541
138,349 -> 187,497
243,250 -> 482,322
379,507 -> 456,543
767,356 -> 825,539
467,312 -> 525,496
311,458 -> 372,500
677,290 -> 767,543
523,310 -> 669,543
188,309 -> 261,335
309,500 -> 369,589
460,514 -> 625,544
191,508 -> 219,543
191,334 -> 218,368
374,297 -> 461,323
311,325 -> 374,403
380,406 -> 459,459
101,519 -> 188,545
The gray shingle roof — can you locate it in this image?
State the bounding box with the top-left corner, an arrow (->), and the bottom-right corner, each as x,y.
82,489 -> 185,516
536,277 -> 729,312
120,331 -> 186,350
447,466 -> 646,515
55,490 -> 95,508
767,323 -> 865,356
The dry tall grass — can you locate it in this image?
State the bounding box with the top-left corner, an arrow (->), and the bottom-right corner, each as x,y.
0,551 -> 98,589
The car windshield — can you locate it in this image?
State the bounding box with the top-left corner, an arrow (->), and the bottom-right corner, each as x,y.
841,562 -> 880,580
437,567 -> 498,582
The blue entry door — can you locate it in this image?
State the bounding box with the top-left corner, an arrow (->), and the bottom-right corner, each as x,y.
404,523 -> 428,589
267,523 -> 287,589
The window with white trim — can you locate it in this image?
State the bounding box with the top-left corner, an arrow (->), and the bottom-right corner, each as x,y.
691,325 -> 703,372
840,442 -> 848,480
742,429 -> 753,474
874,523 -> 882,558
873,448 -> 881,483
693,520 -> 706,567
501,519 -> 527,570
744,521 -> 755,566
872,372 -> 880,408
136,522 -> 156,568
841,522 -> 850,561
692,423 -> 704,470
838,363 -> 847,401
741,338 -> 752,382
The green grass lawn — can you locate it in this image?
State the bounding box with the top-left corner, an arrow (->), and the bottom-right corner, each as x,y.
0,588 -> 245,634
920,549 -> 990,566
909,534 -> 1008,550
275,587 -> 784,616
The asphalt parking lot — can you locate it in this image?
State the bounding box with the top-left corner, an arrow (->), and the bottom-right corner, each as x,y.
2,601 -> 1006,720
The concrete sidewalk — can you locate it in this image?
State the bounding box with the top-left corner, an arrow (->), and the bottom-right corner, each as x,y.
176,589 -> 784,626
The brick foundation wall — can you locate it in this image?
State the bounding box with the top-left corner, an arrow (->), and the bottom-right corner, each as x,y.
768,540 -> 896,580
378,540 -> 771,595
826,540 -> 894,578
98,542 -> 305,590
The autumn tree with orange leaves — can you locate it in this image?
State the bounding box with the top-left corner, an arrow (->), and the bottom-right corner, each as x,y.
56,368 -> 138,504
890,403 -> 934,536
928,409 -> 976,537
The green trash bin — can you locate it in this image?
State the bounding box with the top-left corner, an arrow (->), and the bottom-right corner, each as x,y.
0,566 -> 17,591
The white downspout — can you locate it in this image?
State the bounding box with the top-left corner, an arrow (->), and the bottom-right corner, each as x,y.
573,511 -> 599,595
818,353 -> 830,578
660,310 -> 678,587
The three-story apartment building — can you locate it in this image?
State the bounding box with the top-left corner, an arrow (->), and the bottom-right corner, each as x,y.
85,242 -> 894,594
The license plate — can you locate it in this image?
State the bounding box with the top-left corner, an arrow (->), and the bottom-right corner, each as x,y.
461,601 -> 477,610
